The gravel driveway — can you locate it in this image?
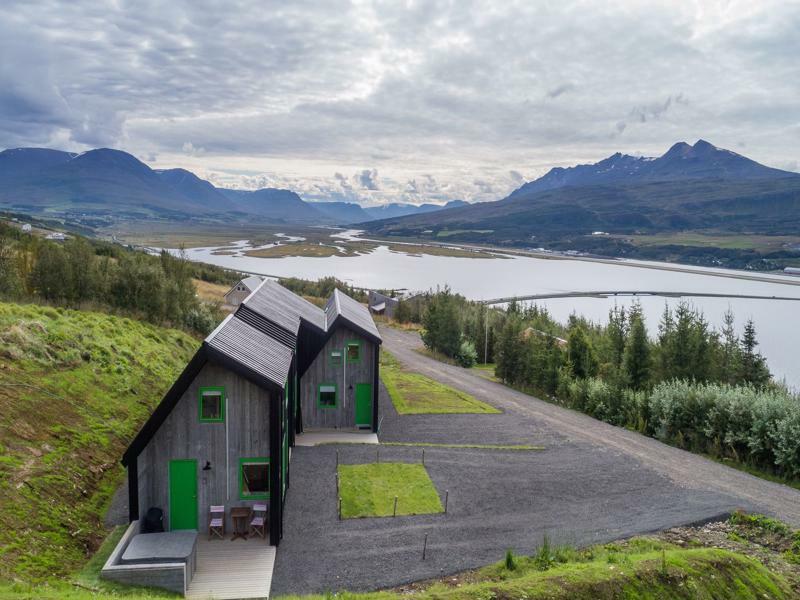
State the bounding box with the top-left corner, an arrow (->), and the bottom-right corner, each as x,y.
270,325 -> 800,595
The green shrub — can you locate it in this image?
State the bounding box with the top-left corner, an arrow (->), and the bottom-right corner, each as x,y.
504,549 -> 517,571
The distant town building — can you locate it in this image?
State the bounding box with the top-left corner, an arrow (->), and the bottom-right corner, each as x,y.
223,275 -> 264,308
45,232 -> 67,241
21,223 -> 32,233
784,267 -> 800,276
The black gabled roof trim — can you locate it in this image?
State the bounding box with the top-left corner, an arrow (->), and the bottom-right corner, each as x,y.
327,314 -> 383,346
122,346 -> 207,466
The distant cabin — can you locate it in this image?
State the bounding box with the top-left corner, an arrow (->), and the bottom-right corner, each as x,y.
21,223 -> 32,233
785,267 -> 800,276
368,290 -> 399,318
120,281 -> 381,548
223,275 -> 264,308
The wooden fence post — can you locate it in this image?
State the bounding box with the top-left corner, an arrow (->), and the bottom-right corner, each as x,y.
422,448 -> 425,465
336,449 -> 339,467
422,533 -> 428,560
393,496 -> 398,517
338,497 -> 342,521
444,490 -> 449,514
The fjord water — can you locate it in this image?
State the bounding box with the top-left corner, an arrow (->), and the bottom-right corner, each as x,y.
181,242 -> 800,389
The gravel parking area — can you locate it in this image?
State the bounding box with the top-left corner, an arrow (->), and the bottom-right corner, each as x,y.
270,326 -> 789,594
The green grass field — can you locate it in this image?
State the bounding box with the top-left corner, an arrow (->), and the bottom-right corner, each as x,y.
621,232 -> 800,251
0,303 -> 198,582
380,351 -> 500,414
337,463 -> 444,518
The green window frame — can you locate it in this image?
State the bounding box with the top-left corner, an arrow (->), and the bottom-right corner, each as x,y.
238,457 -> 270,500
330,349 -> 343,366
318,383 -> 338,409
199,386 -> 225,423
345,340 -> 361,363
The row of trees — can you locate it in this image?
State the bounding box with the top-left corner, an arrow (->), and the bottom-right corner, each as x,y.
0,224 -> 231,333
404,287 -> 796,477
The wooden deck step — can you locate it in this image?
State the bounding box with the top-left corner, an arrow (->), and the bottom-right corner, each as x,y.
186,537 -> 275,599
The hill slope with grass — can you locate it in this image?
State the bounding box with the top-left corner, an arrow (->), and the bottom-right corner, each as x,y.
0,303 -> 198,582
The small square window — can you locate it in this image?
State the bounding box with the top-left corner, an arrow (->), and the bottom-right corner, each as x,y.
239,459 -> 269,499
330,350 -> 342,366
346,341 -> 361,362
318,384 -> 337,408
199,387 -> 225,422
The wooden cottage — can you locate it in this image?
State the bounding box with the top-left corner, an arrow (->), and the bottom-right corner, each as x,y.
120,281 -> 381,548
223,275 -> 264,308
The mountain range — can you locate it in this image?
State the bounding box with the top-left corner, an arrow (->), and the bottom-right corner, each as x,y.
0,147 -> 460,225
362,140 -> 800,243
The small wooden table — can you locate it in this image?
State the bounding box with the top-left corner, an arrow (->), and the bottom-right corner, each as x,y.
230,507 -> 252,541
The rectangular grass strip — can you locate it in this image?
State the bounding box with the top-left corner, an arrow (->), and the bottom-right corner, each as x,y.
381,442 -> 544,451
381,351 -> 500,414
338,463 -> 444,518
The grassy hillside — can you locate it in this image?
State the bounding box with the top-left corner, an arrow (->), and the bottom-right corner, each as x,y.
0,303 -> 198,582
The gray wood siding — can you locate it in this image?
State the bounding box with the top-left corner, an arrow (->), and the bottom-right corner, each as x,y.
137,362 -> 272,533
300,326 -> 375,429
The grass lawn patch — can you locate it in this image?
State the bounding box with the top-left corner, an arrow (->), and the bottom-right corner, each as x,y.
381,351 -> 500,414
338,463 -> 444,518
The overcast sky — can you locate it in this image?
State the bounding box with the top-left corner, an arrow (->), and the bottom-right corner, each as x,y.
2,1 -> 799,205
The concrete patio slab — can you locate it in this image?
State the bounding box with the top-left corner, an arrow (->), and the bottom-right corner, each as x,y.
295,431 -> 379,446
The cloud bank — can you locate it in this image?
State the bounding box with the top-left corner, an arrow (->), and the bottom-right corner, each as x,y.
2,0 -> 798,204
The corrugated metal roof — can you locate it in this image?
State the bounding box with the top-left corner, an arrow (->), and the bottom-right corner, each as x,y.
243,279 -> 326,334
205,314 -> 293,387
326,289 -> 382,342
241,275 -> 263,291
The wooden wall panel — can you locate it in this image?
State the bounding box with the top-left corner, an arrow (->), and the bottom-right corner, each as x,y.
299,326 -> 375,430
137,362 -> 272,533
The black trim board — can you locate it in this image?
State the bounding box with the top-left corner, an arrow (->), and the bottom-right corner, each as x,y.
127,455 -> 139,522
372,344 -> 380,432
122,348 -> 207,466
270,389 -> 282,545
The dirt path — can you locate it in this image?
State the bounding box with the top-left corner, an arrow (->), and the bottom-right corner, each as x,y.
380,325 -> 800,526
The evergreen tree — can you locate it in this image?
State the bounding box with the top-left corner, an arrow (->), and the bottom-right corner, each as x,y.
739,319 -> 770,387
622,304 -> 651,389
606,305 -> 627,368
495,313 -> 525,384
567,324 -> 597,379
720,308 -> 741,384
421,287 -> 462,357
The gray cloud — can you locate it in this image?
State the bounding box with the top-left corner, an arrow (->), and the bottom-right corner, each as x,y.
1,0 -> 799,204
546,83 -> 575,99
357,169 -> 380,191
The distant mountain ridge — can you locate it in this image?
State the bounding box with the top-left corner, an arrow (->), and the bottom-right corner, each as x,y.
0,146 -> 463,224
511,139 -> 796,197
364,140 -> 800,241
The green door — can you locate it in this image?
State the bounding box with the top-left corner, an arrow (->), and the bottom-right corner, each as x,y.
355,383 -> 372,428
169,459 -> 198,530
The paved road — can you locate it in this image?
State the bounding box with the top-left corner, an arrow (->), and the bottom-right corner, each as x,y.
381,325 -> 800,525
271,326 -> 800,594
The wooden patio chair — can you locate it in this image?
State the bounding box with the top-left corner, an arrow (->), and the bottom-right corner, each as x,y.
249,503 -> 267,539
208,505 -> 225,540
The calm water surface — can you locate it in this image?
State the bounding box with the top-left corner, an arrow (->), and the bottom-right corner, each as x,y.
176,240 -> 800,390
